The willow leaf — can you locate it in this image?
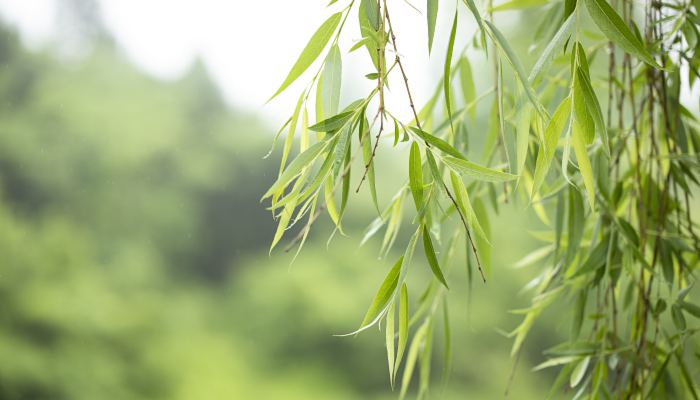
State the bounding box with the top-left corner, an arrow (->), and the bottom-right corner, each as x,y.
360,114 -> 379,211
400,320 -> 428,399
263,141 -> 328,200
359,256 -> 404,331
385,300 -> 396,386
410,127 -> 465,159
427,0 -> 439,54
532,96 -> 571,197
461,0 -> 484,31
491,0 -> 549,12
409,142 -> 424,211
394,283 -> 409,383
572,121 -> 596,209
573,68 -> 595,145
321,44 -> 342,118
270,12 -> 342,100
484,20 -> 542,114
459,57 -> 476,121
517,103 -> 532,175
529,13 -> 575,83
576,68 -> 610,156
449,172 -> 489,243
423,226 -> 449,288
442,155 -> 517,182
309,111 -> 355,132
444,10 -> 458,133
583,0 -> 660,68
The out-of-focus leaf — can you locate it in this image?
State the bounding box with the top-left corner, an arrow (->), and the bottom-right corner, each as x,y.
400,320 -> 428,399
516,103 -> 532,176
459,57 -> 476,121
461,0 -> 484,31
569,356 -> 590,387
491,0 -> 549,12
427,0 -> 439,54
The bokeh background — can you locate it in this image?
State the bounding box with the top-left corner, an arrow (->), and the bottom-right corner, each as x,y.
2,0 -> 693,399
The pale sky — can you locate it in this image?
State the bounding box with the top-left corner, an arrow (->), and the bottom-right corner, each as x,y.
0,0 -> 473,125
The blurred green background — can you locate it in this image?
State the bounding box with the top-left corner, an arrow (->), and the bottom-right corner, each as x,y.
0,1 -> 613,399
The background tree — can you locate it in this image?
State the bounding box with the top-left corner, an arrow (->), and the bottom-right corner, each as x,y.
265,0 -> 700,398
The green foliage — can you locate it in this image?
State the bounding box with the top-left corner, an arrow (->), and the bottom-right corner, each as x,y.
266,0 -> 700,398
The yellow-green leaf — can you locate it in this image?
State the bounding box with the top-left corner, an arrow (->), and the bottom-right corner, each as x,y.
270,12 -> 343,100
442,155 -> 517,182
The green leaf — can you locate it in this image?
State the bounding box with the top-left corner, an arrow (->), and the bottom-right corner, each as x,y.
449,172 -> 489,243
679,301 -> 700,318
672,304 -> 687,330
516,103 -> 532,175
491,0 -> 549,12
576,68 -> 610,157
583,0 -> 661,68
572,121 -> 596,209
359,114 -> 380,212
570,356 -> 590,387
409,142 -> 424,211
444,10 -> 458,133
573,69 -> 595,145
418,319 -> 434,397
309,111 -> 355,132
410,127 -> 465,159
394,283 -> 409,383
461,0 -> 484,31
459,57 -> 476,121
423,226 -> 449,288
263,141 -> 329,200
321,44 -> 343,118
532,96 -> 571,197
427,0 -> 439,54
362,0 -> 379,30
529,13 -> 575,84
359,256 -> 404,331
484,20 -> 542,114
270,12 -> 342,100
385,299 -> 396,386
400,320 -> 428,399
442,155 -> 518,182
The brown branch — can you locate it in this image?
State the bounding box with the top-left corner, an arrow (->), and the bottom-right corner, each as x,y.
384,3 -> 486,283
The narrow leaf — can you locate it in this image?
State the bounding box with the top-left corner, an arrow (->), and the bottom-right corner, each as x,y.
423,226 -> 449,288
442,155 -> 518,182
409,142 -> 425,211
584,0 -> 661,68
427,0 -> 439,54
270,12 -> 343,100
